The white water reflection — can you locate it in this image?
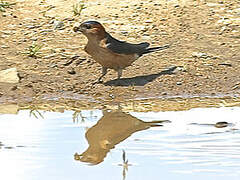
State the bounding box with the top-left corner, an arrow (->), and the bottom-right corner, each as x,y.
0,107 -> 240,180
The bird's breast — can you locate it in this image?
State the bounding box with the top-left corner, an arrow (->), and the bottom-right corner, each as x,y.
84,41 -> 138,70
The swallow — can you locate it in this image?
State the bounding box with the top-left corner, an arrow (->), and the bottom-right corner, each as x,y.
73,20 -> 169,83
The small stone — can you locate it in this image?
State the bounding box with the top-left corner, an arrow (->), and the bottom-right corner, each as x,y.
160,18 -> 167,21
142,35 -> 151,40
0,68 -> 19,83
120,31 -> 128,35
48,63 -> 58,68
53,20 -> 64,30
61,59 -> 74,66
25,25 -> 39,29
175,66 -> 187,72
39,29 -> 53,33
109,94 -> 115,99
161,92 -> 167,95
145,19 -> 153,23
1,30 -> 12,35
192,52 -> 209,58
1,45 -> 9,49
44,54 -> 56,59
25,83 -> 33,88
165,66 -> 178,73
11,85 -> 17,91
67,68 -> 76,75
30,37 -> 38,41
218,63 -> 232,67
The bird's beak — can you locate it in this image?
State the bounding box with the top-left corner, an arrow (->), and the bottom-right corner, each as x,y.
73,22 -> 83,32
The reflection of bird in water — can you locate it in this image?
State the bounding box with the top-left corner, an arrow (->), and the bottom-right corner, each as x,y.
74,111 -> 170,165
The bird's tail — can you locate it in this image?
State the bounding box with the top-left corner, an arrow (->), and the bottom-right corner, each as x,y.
142,44 -> 170,55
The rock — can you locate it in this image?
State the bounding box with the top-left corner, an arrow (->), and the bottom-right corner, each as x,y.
145,19 -> 153,23
0,68 -> 19,83
142,35 -> 151,40
67,68 -> 76,75
164,66 -> 178,73
39,29 -> 53,33
1,45 -> 9,49
161,92 -> 167,95
44,54 -> 56,59
175,66 -> 187,73
192,52 -> 209,58
53,20 -> 64,30
218,63 -> 232,67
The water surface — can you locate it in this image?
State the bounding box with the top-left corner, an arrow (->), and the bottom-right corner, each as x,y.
0,106 -> 240,180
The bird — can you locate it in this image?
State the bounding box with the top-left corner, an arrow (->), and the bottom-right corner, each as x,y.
73,20 -> 169,83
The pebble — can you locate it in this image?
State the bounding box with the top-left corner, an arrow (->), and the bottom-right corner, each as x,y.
2,13 -> 7,17
141,35 -> 151,40
120,31 -> 128,35
161,92 -> 167,96
67,68 -> 76,75
0,68 -> 19,83
218,63 -> 232,67
154,3 -> 161,6
192,52 -> 209,58
39,29 -> 53,33
11,85 -> 17,91
48,64 -> 58,68
1,45 -> 9,49
44,54 -> 56,59
164,66 -> 178,73
145,19 -> 153,23
53,20 -> 65,30
25,25 -> 41,29
1,30 -> 12,35
30,37 -> 38,41
174,66 -> 188,73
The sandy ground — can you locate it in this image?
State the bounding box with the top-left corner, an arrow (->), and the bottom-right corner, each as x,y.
0,0 -> 239,108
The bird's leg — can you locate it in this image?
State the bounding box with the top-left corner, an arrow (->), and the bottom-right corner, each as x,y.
96,67 -> 108,83
117,69 -> 122,80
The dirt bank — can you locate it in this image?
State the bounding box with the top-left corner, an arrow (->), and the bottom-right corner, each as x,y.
0,0 -> 239,106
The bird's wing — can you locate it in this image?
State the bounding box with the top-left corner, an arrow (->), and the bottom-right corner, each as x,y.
105,33 -> 150,55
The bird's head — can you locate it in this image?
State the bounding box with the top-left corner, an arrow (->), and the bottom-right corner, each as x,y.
73,21 -> 106,40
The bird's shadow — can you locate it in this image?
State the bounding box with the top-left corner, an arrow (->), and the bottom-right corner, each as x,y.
104,66 -> 177,86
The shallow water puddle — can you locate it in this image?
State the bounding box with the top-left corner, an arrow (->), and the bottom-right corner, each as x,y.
0,106 -> 240,180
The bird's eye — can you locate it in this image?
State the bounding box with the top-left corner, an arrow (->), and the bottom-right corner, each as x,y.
84,24 -> 92,29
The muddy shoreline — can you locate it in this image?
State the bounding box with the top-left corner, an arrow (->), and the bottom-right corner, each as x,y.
1,95 -> 240,115
0,0 -> 239,110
